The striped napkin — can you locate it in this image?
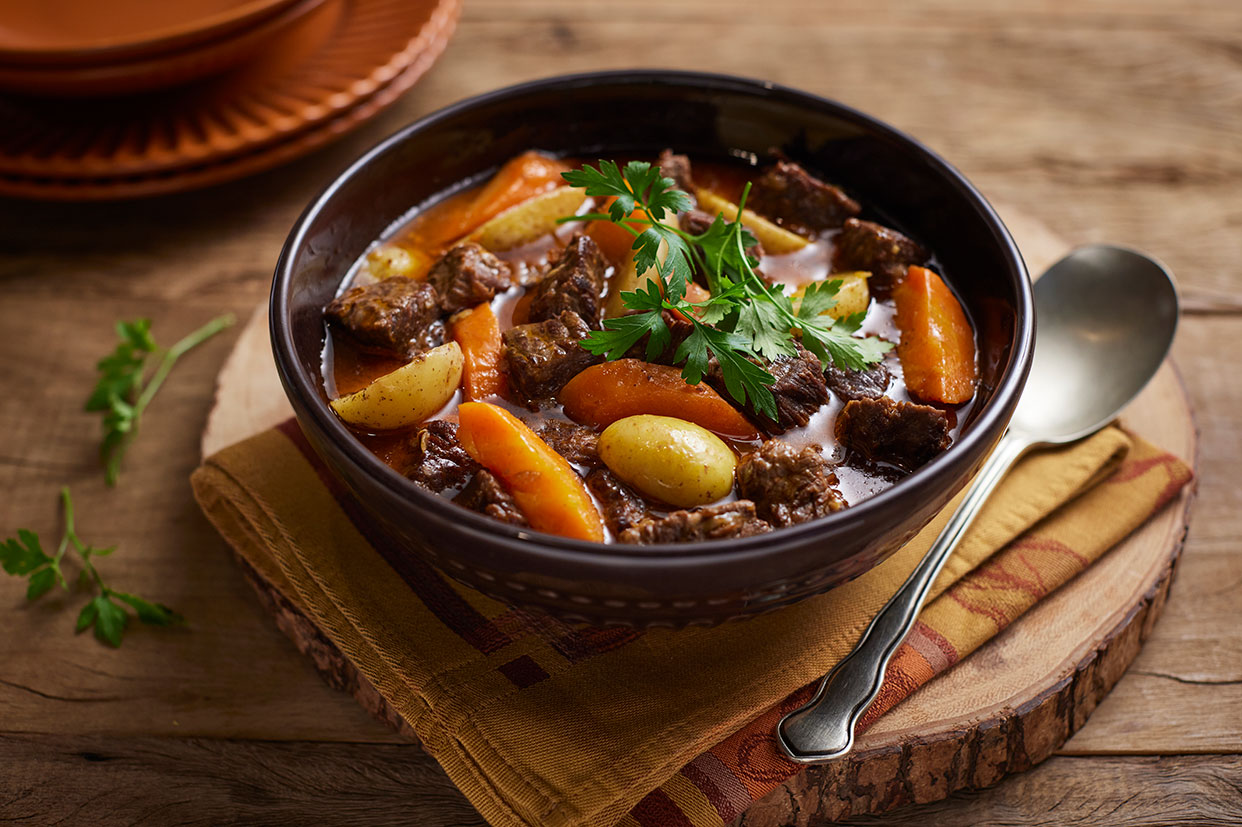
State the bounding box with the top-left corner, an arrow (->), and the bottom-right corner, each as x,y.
191,420 -> 1190,827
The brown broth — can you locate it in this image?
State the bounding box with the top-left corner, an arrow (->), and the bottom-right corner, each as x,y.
322,156 -> 976,532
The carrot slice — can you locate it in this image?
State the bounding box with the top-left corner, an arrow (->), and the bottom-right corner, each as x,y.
456,402 -> 605,541
429,152 -> 572,245
451,303 -> 507,401
584,197 -> 647,263
892,265 -> 978,404
559,359 -> 760,440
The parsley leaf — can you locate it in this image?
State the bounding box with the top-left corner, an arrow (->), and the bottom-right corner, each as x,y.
796,279 -> 843,321
562,160 -> 697,298
3,487 -> 183,647
560,160 -> 890,415
675,325 -> 778,419
736,285 -> 799,362
87,314 -> 234,485
2,529 -> 51,576
581,310 -> 671,362
89,595 -> 129,647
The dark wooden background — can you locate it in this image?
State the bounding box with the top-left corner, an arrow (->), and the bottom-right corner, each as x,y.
1,0 -> 1240,823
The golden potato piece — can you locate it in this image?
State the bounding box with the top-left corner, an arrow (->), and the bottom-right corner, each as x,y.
467,186 -> 588,252
604,212 -> 678,318
330,342 -> 463,431
792,272 -> 871,320
695,188 -> 811,254
358,244 -> 433,282
599,414 -> 737,508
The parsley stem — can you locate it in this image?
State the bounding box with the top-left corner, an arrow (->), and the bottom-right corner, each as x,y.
60,487 -> 108,591
134,314 -> 235,414
54,486 -> 74,565
100,313 -> 234,486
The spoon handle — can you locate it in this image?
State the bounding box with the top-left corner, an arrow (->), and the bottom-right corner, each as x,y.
777,432 -> 1030,763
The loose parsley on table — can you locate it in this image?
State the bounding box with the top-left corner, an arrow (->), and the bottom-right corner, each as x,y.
559,160 -> 891,420
1,487 -> 182,647
86,314 -> 234,485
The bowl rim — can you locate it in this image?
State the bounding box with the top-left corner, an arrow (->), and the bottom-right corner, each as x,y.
271,68 -> 1035,566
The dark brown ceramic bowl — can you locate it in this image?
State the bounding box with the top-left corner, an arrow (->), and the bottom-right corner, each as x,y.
271,70 -> 1034,627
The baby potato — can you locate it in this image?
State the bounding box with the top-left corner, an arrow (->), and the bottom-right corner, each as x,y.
468,186 -> 588,252
330,342 -> 463,430
598,414 -> 737,508
792,272 -> 871,320
604,212 -> 678,318
695,188 -> 810,254
359,244 -> 433,282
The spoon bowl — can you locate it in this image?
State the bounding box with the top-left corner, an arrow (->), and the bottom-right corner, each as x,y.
1016,245 -> 1180,443
778,243 -> 1180,763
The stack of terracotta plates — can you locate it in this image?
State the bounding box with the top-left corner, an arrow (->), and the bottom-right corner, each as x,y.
0,0 -> 460,199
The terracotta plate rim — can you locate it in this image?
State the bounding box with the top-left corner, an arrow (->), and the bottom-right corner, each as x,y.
0,0 -> 307,63
0,0 -> 460,180
0,0 -> 459,202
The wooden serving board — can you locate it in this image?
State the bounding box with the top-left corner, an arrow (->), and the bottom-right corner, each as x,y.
201,207 -> 1197,825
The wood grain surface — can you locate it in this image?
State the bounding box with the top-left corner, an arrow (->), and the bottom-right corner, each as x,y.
1,0 -> 1240,824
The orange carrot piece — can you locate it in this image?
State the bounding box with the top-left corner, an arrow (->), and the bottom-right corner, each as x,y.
584,197 -> 647,263
585,217 -> 638,263
456,402 -> 605,541
451,303 -> 507,401
892,265 -> 978,404
559,359 -> 760,440
667,281 -> 712,323
431,152 -> 571,245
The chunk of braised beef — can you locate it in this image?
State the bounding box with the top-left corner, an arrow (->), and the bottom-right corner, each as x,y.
679,209 -> 714,237
762,347 -> 832,433
401,420 -> 479,492
413,318 -> 447,354
833,218 -> 929,297
825,361 -> 892,402
708,344 -> 829,435
324,277 -> 441,356
503,310 -> 603,405
617,501 -> 772,544
585,468 -> 648,536
658,149 -> 695,192
834,396 -> 951,471
736,440 -> 846,527
538,419 -> 600,467
453,470 -> 528,526
748,160 -> 861,235
526,235 -> 609,327
428,242 -> 512,314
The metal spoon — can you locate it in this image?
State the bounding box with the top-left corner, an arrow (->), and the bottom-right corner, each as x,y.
777,244 -> 1180,763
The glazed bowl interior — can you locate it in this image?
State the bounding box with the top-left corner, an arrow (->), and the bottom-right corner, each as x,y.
272,70 -> 1033,624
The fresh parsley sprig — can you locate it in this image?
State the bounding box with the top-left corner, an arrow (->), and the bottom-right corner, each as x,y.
559,160 -> 892,419
86,314 -> 234,485
1,487 -> 182,647
562,160 -> 696,300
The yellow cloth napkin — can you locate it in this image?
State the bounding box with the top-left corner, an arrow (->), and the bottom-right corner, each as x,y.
191,421 -> 1191,827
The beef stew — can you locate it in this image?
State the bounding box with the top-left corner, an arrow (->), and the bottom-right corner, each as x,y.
320,151 -> 980,544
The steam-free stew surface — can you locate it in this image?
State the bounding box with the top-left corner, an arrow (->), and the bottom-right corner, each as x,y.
321,151 -> 978,543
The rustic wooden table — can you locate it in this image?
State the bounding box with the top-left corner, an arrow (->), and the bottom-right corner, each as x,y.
2,1 -> 1239,824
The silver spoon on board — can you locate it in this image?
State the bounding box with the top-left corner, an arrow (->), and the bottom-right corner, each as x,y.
777,244 -> 1180,764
